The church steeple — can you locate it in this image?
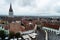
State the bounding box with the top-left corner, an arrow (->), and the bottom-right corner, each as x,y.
9,4 -> 13,12
9,3 -> 13,17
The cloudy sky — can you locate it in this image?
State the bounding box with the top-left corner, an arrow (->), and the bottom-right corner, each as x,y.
0,0 -> 60,16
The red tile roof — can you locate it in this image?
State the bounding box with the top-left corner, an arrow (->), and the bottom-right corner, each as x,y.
4,25 -> 10,30
9,22 -> 35,33
42,22 -> 59,29
9,23 -> 25,33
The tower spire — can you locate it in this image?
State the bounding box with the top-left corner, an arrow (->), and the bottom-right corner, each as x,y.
9,3 -> 13,17
9,3 -> 13,12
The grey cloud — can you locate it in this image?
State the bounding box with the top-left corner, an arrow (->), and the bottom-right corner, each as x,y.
5,0 -> 15,4
18,0 -> 36,7
55,6 -> 60,13
0,0 -> 60,16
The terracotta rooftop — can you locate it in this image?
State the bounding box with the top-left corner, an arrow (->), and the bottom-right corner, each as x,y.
9,23 -> 25,33
8,22 -> 35,33
42,22 -> 59,29
4,25 -> 10,30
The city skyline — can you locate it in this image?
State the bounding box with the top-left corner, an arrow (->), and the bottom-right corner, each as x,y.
0,0 -> 60,16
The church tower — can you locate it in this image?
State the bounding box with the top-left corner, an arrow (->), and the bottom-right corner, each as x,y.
9,4 -> 13,17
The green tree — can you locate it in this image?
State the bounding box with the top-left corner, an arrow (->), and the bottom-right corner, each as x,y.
0,30 -> 5,40
9,31 -> 15,39
15,32 -> 22,40
15,32 -> 20,38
